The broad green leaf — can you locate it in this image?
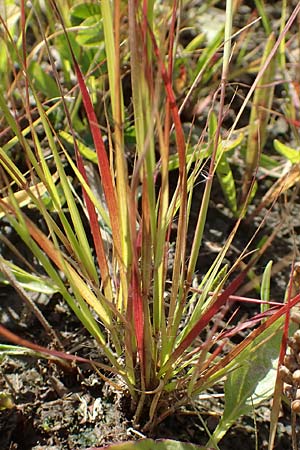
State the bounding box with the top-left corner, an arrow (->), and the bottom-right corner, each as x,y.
70,3 -> 101,26
273,139 -> 300,164
209,321 -> 282,445
75,16 -> 105,48
28,61 -> 60,99
97,439 -> 207,450
0,262 -> 59,294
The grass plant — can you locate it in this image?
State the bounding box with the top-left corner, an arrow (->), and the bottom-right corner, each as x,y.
0,0 -> 300,448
